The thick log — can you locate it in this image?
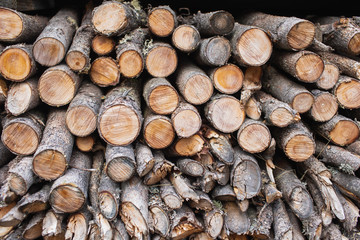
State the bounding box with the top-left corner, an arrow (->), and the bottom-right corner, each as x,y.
202,209 -> 223,239
105,144 -> 135,183
1,110 -> 45,156
262,65 -> 314,114
23,211 -> 45,240
135,142 -> 155,178
211,184 -> 237,201
148,5 -> 177,37
18,183 -> 50,214
0,44 -> 36,82
172,24 -> 201,53
8,156 -> 37,196
170,205 -> 203,240
143,151 -> 173,185
223,201 -> 249,235
272,199 -> 293,239
0,7 -> 48,43
65,208 -> 91,240
333,75 -> 360,109
316,61 -> 340,90
98,171 -> 120,221
238,11 -> 315,50
207,63 -> 243,95
33,8 -> 78,66
229,22 -> 272,66
160,179 -> 183,210
171,100 -> 201,138
5,77 -> 40,116
307,90 -> 338,122
49,150 -> 91,213
33,109 -> 74,181
38,64 -> 82,107
98,79 -> 142,146
65,81 -> 102,137
176,158 -> 205,177
194,36 -> 231,67
91,35 -> 115,56
89,57 -> 120,87
166,133 -> 206,157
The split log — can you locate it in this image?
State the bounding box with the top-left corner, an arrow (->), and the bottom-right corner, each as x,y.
89,57 -> 120,87
238,11 -> 315,50
148,187 -> 171,237
120,176 -> 149,240
38,64 -> 82,107
223,201 -> 249,235
307,90 -> 338,122
166,133 -> 205,157
5,77 -> 40,116
171,24 -> 201,52
18,183 -> 50,214
316,61 -> 340,90
33,109 -> 74,181
91,1 -> 144,36
116,28 -> 149,78
229,22 -> 273,66
98,171 -> 120,221
143,77 -> 179,115
194,36 -> 231,67
1,110 -> 45,156
0,7 -> 48,43
33,8 -> 78,66
231,147 -> 262,200
135,142 -> 155,178
207,63 -> 243,94
8,156 -> 37,196
244,96 -> 262,121
97,78 -> 143,146
42,209 -> 65,239
91,35 -> 115,56
65,81 -> 102,137
148,5 -> 177,37
0,78 -> 8,106
65,5 -> 95,73
76,135 -> 96,152
175,59 -> 213,105
65,208 -> 91,240
171,100 -> 201,138
49,150 -> 91,213
23,211 -> 45,240
262,65 -> 314,114
169,170 -> 200,202
0,44 -> 37,82
261,171 -> 283,203
332,75 -> 360,109
170,205 -> 203,240
104,144 -> 135,182
272,199 -> 293,239
143,151 -> 173,185
160,179 -> 183,210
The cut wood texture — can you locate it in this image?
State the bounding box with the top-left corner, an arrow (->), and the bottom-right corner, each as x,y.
171,100 -> 201,138
172,24 -> 201,53
316,61 -> 340,90
332,75 -> 360,109
89,57 -> 120,87
207,63 -> 243,94
91,34 -> 115,56
194,36 -> 231,67
148,5 -> 177,37
307,89 -> 338,122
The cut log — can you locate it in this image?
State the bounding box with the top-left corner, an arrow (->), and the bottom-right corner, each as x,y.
112,218 -> 130,240
65,81 -> 102,137
229,22 -> 273,66
0,7 -> 48,43
207,63 -> 243,95
334,187 -> 359,232
272,199 -> 293,239
8,156 -> 37,196
261,170 -> 283,203
321,223 -> 344,240
0,78 -> 8,106
91,35 -> 115,56
91,1 -> 144,36
148,187 -> 170,237
238,11 -> 315,50
307,90 -> 338,122
231,147 -> 261,200
262,65 -> 314,113
177,158 -> 205,177
42,209 -> 65,239
65,208 -> 91,240
194,36 -> 231,67
175,58 -> 213,105
143,77 -> 179,115
148,5 -> 177,37
333,75 -> 360,109
143,151 -> 173,185
160,179 -> 183,210
89,57 -> 120,87
211,184 -> 237,202
89,150 -> 104,212
166,133 -> 206,157
171,100 -> 201,138
18,183 -> 50,214
0,44 -> 37,82
204,94 -> 245,133
135,142 -> 155,178
202,209 -> 223,239
248,204 -> 274,239
223,201 -> 249,235
38,64 -> 82,107
316,61 -> 340,90
104,144 -> 135,182
0,202 -> 26,227
33,8 -> 78,66
1,110 -> 45,156
76,135 -> 95,152
170,205 -> 203,240
169,170 -> 200,202
5,77 -> 40,116
33,109 -> 74,181
171,24 -> 201,53
49,150 -> 91,213
239,66 -> 263,105
331,168 -> 360,202
188,190 -> 213,211
98,171 -> 120,220
23,211 -> 45,240
244,96 -> 262,120
144,41 -> 178,78
97,78 -> 142,146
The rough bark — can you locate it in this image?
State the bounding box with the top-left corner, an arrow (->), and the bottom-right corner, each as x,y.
98,171 -> 120,221
8,156 -> 37,196
272,199 -> 293,240
143,151 -> 173,185
159,179 -> 183,210
223,201 -> 249,235
18,183 -> 51,214
331,168 -> 360,203
169,169 -> 200,202
23,211 -> 45,240
169,205 -> 203,240
148,187 -> 171,237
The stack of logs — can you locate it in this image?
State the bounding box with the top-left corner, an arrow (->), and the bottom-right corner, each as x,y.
1,1 -> 360,239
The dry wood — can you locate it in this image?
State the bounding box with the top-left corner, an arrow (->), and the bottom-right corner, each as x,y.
207,63 -> 243,94
172,24 -> 201,53
248,204 -> 274,239
112,218 -> 130,240
166,133 -> 206,157
0,202 -> 26,227
8,156 -> 37,196
76,135 -> 95,152
195,36 -> 231,67
23,211 -> 45,240
333,75 -> 360,109
202,209 -> 224,239
91,35 -> 115,56
272,199 -> 293,239
148,187 -> 170,237
0,7 -> 48,43
135,142 -> 155,177
171,100 -> 201,138
239,65 -> 262,105
0,44 -> 37,82
65,208 -> 91,240
160,179 -> 183,210
307,89 -> 338,122
89,57 -> 120,87
170,205 -> 203,240
38,64 -> 82,107
223,201 -> 249,235
211,184 -> 237,202
148,5 -> 177,37
143,151 -> 173,185
33,109 -> 74,181
316,61 -> 340,90
169,169 -> 199,202
321,223 -> 344,240
176,158 -> 205,177
331,168 -> 360,203
334,187 -> 359,232
261,171 -> 283,203
18,183 -> 50,214
188,190 -> 213,211
0,78 -> 8,106
42,209 -> 65,239
98,171 -> 120,221
33,8 -> 78,66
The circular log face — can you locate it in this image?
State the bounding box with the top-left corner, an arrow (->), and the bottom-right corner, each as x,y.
118,50 -> 143,78
287,21 -> 315,50
6,82 -> 32,116
148,85 -> 179,115
146,45 -> 177,77
90,57 -> 120,87
317,63 -> 339,90
172,25 -> 200,52
92,2 -> 127,35
349,33 -> 360,55
148,8 -> 175,37
270,107 -> 295,127
92,35 -> 115,55
174,134 -> 205,156
172,109 -> 201,138
0,8 -> 22,40
237,123 -> 271,153
204,36 -> 231,66
335,78 -> 360,109
99,191 -> 118,220
9,173 -> 26,195
285,134 -> 315,162
144,118 -> 175,149
33,150 -> 67,180
292,92 -> 314,113
66,106 -> 97,137
310,93 -> 338,122
106,157 -> 135,182
184,74 -> 213,105
210,11 -> 235,35
33,37 -> 65,66
50,184 -> 85,213
232,160 -> 261,200
0,48 -> 31,81
330,120 -> 360,146
66,51 -> 86,71
213,64 -> 243,94
295,53 -> 324,83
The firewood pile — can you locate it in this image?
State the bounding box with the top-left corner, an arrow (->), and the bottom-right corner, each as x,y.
1,1 -> 360,239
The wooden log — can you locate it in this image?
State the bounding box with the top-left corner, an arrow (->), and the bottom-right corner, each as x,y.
236,118 -> 272,153
316,61 -> 340,90
177,158 -> 205,177
331,168 -> 360,202
8,156 -> 37,196
98,171 -> 120,221
91,1 -> 144,36
49,150 -> 91,213
0,78 -> 8,106
261,171 -> 283,203
65,81 -> 102,137
5,77 -> 40,116
143,77 -> 179,115
0,7 -> 48,43
239,66 -> 263,105
194,36 -> 231,67
97,79 -> 142,146
262,65 -> 314,113
231,147 -> 261,201
120,176 -> 149,240
32,109 -> 74,181
204,94 -> 245,133
143,151 -> 173,185
65,5 -> 95,73
170,205 -> 203,240
238,11 -> 315,50
38,64 -> 82,107
188,190 -> 213,211
171,100 -> 201,138
148,5 -> 177,37
321,223 -> 344,240
65,208 -> 91,240
229,22 -> 272,67
203,209 -> 224,239
89,57 -> 120,87
315,114 -> 360,146
18,183 -> 50,214
91,35 -> 115,56
23,211 -> 45,240
272,199 -> 293,239
0,44 -> 36,82
166,133 -> 206,157
42,209 -> 65,239
112,218 -> 130,240
334,187 -> 359,232
307,90 -> 338,122
223,201 -> 249,235
75,135 -> 95,152
135,142 -> 155,178
148,187 -> 171,237
248,204 -> 274,239
211,184 -> 236,201
171,24 -> 201,53
33,8 -> 78,67
175,58 -> 213,105
169,170 -> 200,202
104,144 -> 135,183
244,96 -> 262,121
144,41 -> 178,78
332,75 -> 360,109
207,63 -> 243,95
116,28 -> 149,78
160,179 -> 183,210
0,202 -> 26,227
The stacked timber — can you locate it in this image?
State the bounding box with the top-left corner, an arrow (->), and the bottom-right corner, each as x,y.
1,2 -> 360,240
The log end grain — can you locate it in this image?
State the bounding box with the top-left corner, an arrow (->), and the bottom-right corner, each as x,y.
106,157 -> 135,182
209,10 -> 235,35
66,106 -> 97,137
0,47 -> 33,81
329,119 -> 360,146
245,97 -> 261,120
50,184 -> 85,213
201,36 -> 231,66
98,191 -> 118,220
145,44 -> 177,78
172,24 -> 200,52
33,37 -> 65,66
91,34 -> 115,55
212,63 -> 243,94
292,91 -> 314,114
317,62 -> 340,90
173,134 -> 205,156
90,57 -> 120,87
270,107 -> 300,128
0,8 -> 23,41
6,81 -> 34,116
237,121 -> 271,153
349,32 -> 360,55
310,92 -> 338,122
295,52 -> 324,83
33,150 -> 66,180
75,135 -> 95,152
183,74 -> 213,105
8,173 -> 27,196
172,108 -> 202,138
65,50 -> 88,72
118,49 -> 143,78
334,77 -> 360,109
148,7 -> 176,37
287,20 -> 315,50
285,134 -> 315,161
144,117 -> 175,149
148,83 -> 179,115
92,2 -> 127,35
